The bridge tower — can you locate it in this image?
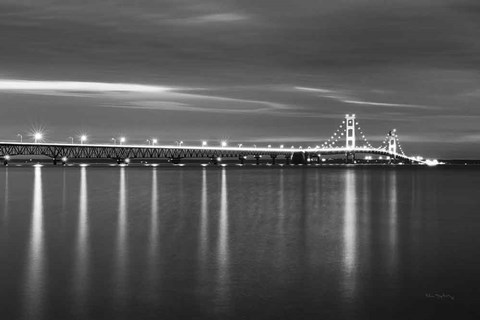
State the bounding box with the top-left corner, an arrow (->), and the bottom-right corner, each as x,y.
345,114 -> 356,163
345,114 -> 356,149
388,129 -> 397,158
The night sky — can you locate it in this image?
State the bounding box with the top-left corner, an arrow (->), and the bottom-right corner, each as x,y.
1,0 -> 480,158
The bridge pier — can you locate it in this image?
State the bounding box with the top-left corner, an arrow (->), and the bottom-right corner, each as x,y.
169,157 -> 182,164
52,158 -> 57,165
345,152 -> 355,164
271,155 -> 277,165
116,158 -> 131,165
255,155 -> 261,165
239,156 -> 245,165
285,155 -> 291,165
3,156 -> 9,166
291,152 -> 305,165
210,157 -> 219,165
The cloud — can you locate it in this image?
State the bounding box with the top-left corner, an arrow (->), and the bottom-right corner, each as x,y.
0,80 -> 171,93
294,86 -> 332,94
107,94 -> 291,114
340,99 -> 433,109
295,86 -> 435,109
187,13 -> 248,23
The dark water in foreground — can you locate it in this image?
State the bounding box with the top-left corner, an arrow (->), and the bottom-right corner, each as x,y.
0,166 -> 479,319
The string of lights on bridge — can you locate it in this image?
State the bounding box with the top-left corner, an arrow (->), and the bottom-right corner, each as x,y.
12,115 -> 414,159
2,114 -> 440,166
16,122 -> 405,153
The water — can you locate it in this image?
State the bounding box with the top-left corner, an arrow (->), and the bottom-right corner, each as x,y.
0,166 -> 479,319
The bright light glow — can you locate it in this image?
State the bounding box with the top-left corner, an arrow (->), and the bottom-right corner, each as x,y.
202,141 -> 207,146
152,139 -> 158,145
61,156 -> 67,162
120,137 -> 126,144
80,135 -> 87,143
5,155 -> 10,160
33,132 -> 43,143
280,145 -> 284,148
425,159 -> 439,166
0,80 -> 171,93
217,157 -> 222,162
221,141 -> 227,147
125,158 -> 130,164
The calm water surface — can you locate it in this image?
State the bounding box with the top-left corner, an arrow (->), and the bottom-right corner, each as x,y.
0,166 -> 479,319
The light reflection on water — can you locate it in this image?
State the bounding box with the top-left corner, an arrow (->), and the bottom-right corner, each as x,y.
73,166 -> 89,316
198,168 -> 208,273
342,170 -> 357,300
148,168 -> 159,282
215,168 -> 230,311
23,166 -> 45,320
0,166 -> 478,319
3,168 -> 8,225
388,171 -> 398,276
114,167 -> 128,306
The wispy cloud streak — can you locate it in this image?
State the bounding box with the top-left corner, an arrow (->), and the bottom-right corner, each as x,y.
295,86 -> 435,110
0,80 -> 171,93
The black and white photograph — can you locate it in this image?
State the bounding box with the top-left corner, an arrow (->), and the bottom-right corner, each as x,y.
0,0 -> 479,319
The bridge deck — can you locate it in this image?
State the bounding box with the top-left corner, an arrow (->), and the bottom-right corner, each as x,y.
0,141 -> 421,164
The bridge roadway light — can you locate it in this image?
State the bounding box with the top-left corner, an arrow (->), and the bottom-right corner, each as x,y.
120,137 -> 126,145
80,135 -> 87,144
152,139 -> 158,145
221,141 -> 227,147
202,141 -> 207,147
238,144 -> 243,148
280,145 -> 284,148
17,133 -> 22,143
34,132 -> 43,143
112,138 -> 116,145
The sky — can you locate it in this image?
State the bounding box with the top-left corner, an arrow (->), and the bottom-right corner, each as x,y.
1,0 -> 480,158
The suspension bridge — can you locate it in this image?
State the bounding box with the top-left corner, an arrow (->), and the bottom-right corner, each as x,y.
0,114 -> 437,166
